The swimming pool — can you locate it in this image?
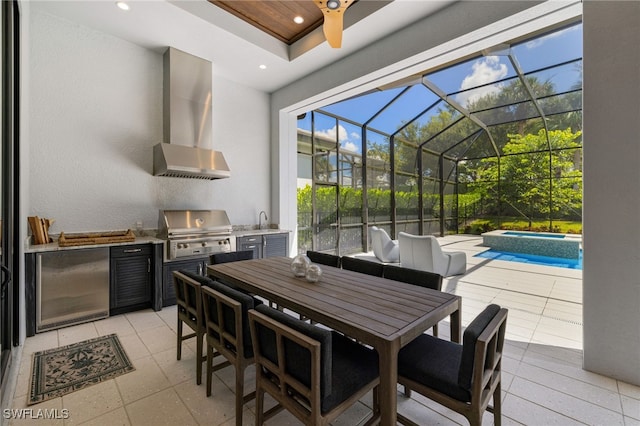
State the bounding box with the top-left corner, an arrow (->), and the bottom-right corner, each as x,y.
475,249 -> 583,270
481,230 -> 581,259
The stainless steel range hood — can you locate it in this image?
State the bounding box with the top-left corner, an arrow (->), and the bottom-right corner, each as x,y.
153,47 -> 230,180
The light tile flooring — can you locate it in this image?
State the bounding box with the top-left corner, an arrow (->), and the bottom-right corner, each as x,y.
5,235 -> 640,425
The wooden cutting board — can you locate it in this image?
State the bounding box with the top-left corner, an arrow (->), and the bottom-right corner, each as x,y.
58,229 -> 135,247
28,216 -> 47,245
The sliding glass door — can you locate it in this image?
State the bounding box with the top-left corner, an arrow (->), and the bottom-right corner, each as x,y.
1,0 -> 20,399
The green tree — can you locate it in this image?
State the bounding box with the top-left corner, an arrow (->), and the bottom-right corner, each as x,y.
471,129 -> 582,227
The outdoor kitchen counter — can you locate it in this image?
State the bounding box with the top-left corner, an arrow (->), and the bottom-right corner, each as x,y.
25,236 -> 165,337
231,228 -> 291,238
24,235 -> 165,253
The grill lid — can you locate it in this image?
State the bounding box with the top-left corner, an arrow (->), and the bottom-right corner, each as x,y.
159,209 -> 232,237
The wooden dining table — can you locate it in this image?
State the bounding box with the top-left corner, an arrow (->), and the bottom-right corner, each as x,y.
207,256 -> 461,426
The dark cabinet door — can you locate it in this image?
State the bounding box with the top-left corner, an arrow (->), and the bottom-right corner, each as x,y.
162,257 -> 209,307
110,245 -> 152,315
264,233 -> 289,257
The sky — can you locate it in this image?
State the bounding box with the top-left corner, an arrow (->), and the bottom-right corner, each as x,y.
299,23 -> 583,157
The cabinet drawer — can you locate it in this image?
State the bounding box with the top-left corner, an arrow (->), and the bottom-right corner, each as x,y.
110,244 -> 152,258
237,236 -> 261,245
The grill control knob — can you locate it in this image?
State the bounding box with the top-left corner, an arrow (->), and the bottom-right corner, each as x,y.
201,242 -> 207,247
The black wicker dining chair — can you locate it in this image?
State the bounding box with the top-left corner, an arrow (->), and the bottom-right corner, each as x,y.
201,281 -> 262,426
210,250 -> 254,265
249,304 -> 380,426
173,270 -> 214,386
397,304 -> 508,426
306,250 -> 341,268
383,265 -> 443,336
340,256 -> 384,277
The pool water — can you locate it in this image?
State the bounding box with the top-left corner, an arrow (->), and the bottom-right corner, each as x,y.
475,249 -> 583,270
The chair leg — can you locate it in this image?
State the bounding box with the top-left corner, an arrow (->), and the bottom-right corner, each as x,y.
373,385 -> 380,415
255,383 -> 265,426
206,344 -> 213,397
432,323 -> 439,337
235,366 -> 244,426
196,332 -> 203,385
403,385 -> 412,398
176,319 -> 183,360
493,380 -> 502,426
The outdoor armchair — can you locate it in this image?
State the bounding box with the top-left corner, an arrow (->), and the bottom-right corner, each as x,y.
370,226 -> 400,263
398,232 -> 467,276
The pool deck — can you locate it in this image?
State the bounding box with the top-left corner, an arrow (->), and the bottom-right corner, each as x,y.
353,234 -> 583,349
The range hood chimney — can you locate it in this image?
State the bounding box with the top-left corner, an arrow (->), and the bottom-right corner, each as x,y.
153,47 -> 230,180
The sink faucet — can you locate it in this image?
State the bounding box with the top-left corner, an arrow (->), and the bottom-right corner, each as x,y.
258,210 -> 268,230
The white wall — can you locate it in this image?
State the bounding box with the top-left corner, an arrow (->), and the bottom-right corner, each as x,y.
582,1 -> 640,385
28,11 -> 271,234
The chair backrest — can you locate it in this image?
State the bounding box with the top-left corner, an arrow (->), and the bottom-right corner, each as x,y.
398,232 -> 447,275
201,280 -> 259,358
371,226 -> 401,263
211,250 -> 254,264
173,270 -> 213,323
249,304 -> 333,417
306,250 -> 341,268
340,256 -> 384,277
382,265 -> 443,291
370,226 -> 389,256
458,304 -> 508,396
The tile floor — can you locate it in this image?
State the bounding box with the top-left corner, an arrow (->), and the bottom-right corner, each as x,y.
4,235 -> 640,425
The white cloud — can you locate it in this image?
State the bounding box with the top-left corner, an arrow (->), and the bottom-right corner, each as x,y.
315,124 -> 348,142
316,124 -> 362,153
341,141 -> 359,153
456,56 -> 508,107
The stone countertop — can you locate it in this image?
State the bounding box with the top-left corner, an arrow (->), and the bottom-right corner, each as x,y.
25,226 -> 290,253
231,228 -> 291,238
24,236 -> 165,254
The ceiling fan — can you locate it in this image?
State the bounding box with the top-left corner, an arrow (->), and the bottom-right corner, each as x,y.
315,0 -> 352,48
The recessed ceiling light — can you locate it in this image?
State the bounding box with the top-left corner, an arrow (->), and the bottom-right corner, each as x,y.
116,1 -> 130,11
259,64 -> 267,70
293,16 -> 304,24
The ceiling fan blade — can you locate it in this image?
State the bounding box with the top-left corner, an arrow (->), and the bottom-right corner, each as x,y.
315,0 -> 351,48
323,11 -> 344,48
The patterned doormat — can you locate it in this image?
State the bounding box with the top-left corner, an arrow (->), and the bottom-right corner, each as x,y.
29,334 -> 134,405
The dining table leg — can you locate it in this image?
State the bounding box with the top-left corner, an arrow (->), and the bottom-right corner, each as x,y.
377,340 -> 400,426
450,302 -> 462,343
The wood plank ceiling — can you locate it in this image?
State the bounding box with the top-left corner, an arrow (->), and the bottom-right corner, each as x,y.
209,1 -> 326,45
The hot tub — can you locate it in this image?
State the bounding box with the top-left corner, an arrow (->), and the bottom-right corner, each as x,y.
481,230 -> 581,259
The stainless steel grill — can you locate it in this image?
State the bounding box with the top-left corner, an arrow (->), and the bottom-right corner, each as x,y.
159,210 -> 235,260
